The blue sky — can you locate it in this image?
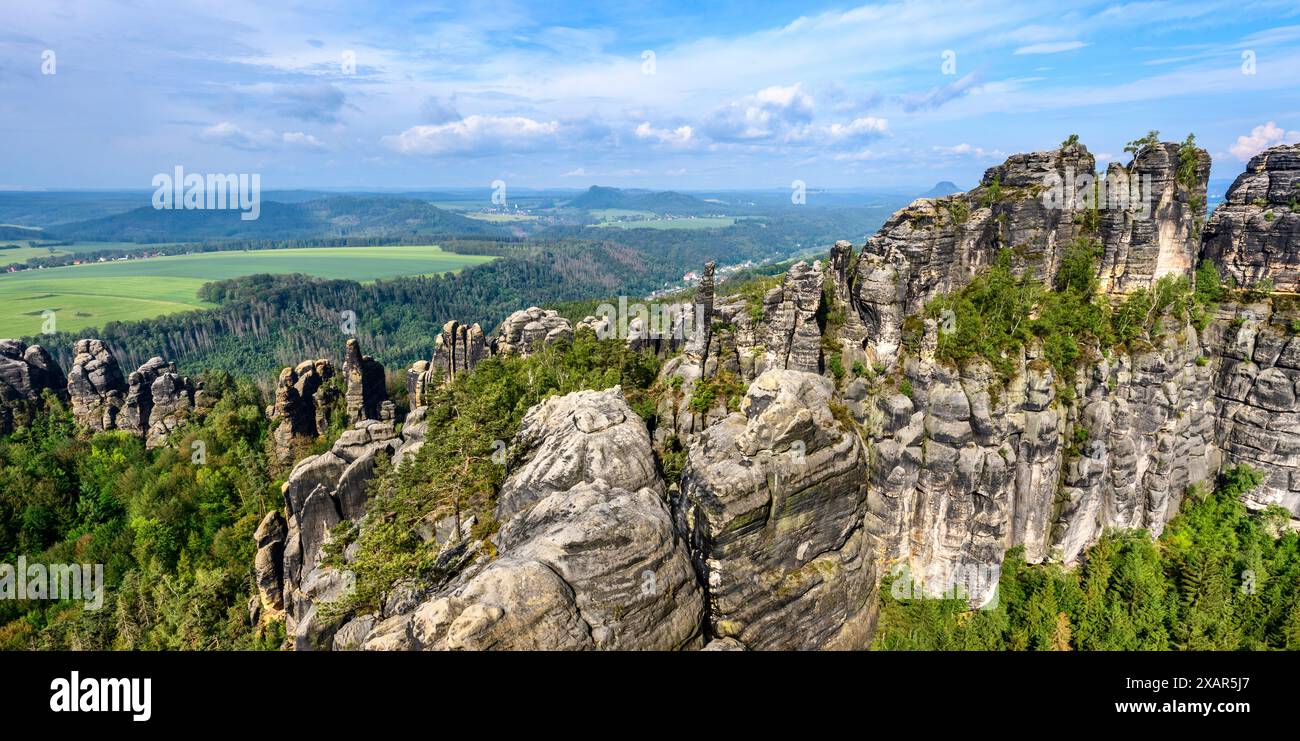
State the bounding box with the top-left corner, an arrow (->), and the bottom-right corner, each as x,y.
2,0 -> 1299,190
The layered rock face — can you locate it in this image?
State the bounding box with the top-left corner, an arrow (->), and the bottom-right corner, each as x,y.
493,307 -> 573,356
1203,299 -> 1300,515
269,359 -> 339,465
682,370 -> 875,649
865,318 -> 1219,603
0,340 -> 65,433
290,387 -> 706,651
66,339 -> 127,432
763,260 -> 825,374
1201,144 -> 1300,291
1098,141 -> 1211,292
342,338 -> 388,425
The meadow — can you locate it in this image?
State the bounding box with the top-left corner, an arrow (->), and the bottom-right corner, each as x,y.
0,244 -> 494,336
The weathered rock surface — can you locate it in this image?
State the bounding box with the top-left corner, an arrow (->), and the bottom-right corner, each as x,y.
0,340 -> 65,433
493,307 -> 573,356
1201,144 -> 1300,291
682,370 -> 876,649
269,359 -> 338,465
350,387 -> 705,651
66,339 -> 127,432
342,338 -> 387,425
1098,141 -> 1211,292
763,261 -> 825,374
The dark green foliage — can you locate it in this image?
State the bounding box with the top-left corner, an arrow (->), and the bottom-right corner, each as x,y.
925,239 -> 1216,384
0,377 -> 276,649
875,466 -> 1300,650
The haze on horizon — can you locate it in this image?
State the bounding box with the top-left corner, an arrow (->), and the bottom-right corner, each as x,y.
2,0 -> 1299,191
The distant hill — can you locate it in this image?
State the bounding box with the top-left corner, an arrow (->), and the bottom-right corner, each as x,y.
49,196 -> 503,243
566,186 -> 719,215
920,181 -> 963,199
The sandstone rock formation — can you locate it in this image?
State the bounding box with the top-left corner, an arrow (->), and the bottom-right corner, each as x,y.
343,338 -> 387,425
62,340 -> 203,447
269,359 -> 338,465
762,260 -> 825,374
66,339 -> 127,432
1098,141 -> 1211,292
493,307 -> 573,356
277,418 -> 405,648
0,340 -> 65,433
275,387 -> 706,651
250,139 -> 1300,650
1201,143 -> 1300,291
682,370 -> 875,649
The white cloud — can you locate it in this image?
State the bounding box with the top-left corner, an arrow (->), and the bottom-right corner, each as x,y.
826,116 -> 888,141
383,115 -> 561,155
1014,41 -> 1088,55
1229,121 -> 1300,161
281,131 -> 325,149
704,83 -> 816,143
200,121 -> 325,151
933,143 -> 1004,158
634,122 -> 695,146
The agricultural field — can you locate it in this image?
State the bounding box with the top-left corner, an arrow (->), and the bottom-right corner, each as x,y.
0,244 -> 494,336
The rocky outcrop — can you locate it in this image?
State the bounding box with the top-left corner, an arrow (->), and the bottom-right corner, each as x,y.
682,370 -> 875,649
1097,141 -> 1211,292
66,339 -> 127,432
63,340 -> 203,447
343,338 -> 388,425
117,356 -> 202,448
277,418 -> 404,647
252,511 -> 287,625
0,340 -> 65,433
493,307 -> 572,356
1203,299 -> 1300,516
311,387 -> 707,651
762,261 -> 825,374
863,316 -> 1220,605
269,359 -> 338,465
1200,144 -> 1300,291
409,311 -> 575,399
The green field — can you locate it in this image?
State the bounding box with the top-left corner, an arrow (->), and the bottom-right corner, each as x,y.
0,244 -> 494,336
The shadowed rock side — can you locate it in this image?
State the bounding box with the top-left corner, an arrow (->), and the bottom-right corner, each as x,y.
343,338 -> 389,425
682,370 -> 875,650
0,340 -> 65,433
